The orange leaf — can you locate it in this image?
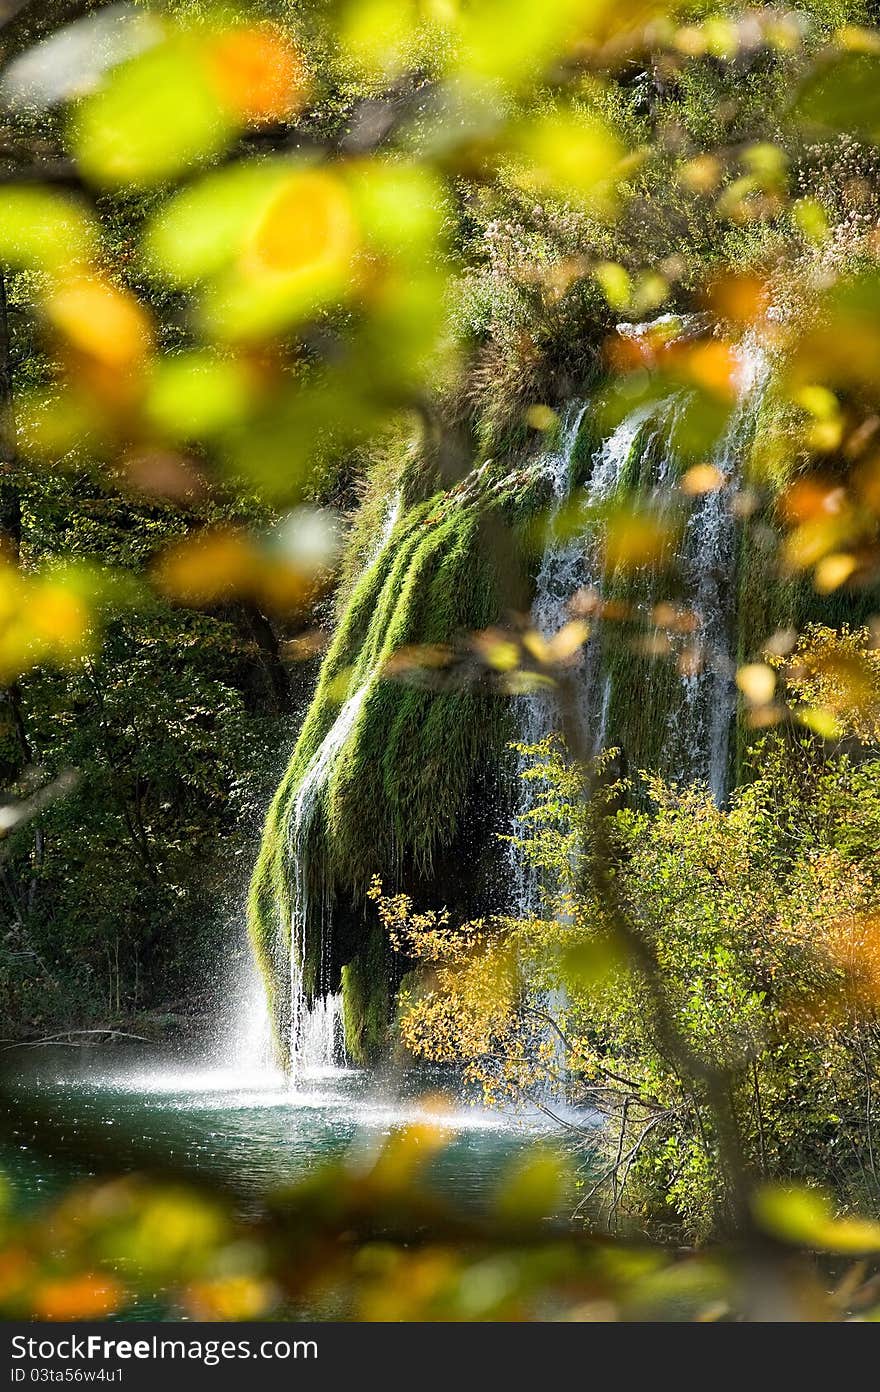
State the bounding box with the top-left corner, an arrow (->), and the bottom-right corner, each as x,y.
32,1273 -> 123,1321
205,26 -> 309,124
46,277 -> 153,370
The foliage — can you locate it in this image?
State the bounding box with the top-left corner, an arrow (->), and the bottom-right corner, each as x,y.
7,0 -> 880,1325
378,731 -> 880,1238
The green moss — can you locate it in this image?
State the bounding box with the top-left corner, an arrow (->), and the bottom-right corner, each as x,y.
341,918 -> 391,1065
248,477 -> 518,1059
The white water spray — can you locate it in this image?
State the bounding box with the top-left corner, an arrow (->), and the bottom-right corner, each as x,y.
510,396 -> 663,914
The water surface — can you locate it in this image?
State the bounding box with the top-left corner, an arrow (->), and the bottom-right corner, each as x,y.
0,1044 -> 577,1218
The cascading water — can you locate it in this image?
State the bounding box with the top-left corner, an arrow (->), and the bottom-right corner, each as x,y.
510,400 -> 650,915
513,329 -> 769,904
236,323 -> 767,1082
285,685 -> 367,1075
676,337 -> 769,799
509,330 -> 768,1094
510,388 -> 691,911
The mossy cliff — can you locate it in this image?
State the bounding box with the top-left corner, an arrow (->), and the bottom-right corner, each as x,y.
249,365 -> 880,1067
248,464 -> 539,1064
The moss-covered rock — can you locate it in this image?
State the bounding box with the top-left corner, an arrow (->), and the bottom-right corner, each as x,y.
248,474 -> 525,1064
251,351 -> 880,1067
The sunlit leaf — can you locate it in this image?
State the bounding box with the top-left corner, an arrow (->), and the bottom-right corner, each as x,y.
736,663 -> 776,705
154,529 -> 259,605
368,1108 -> 452,1190
0,187 -> 96,272
205,168 -> 360,339
792,196 -> 830,243
796,704 -> 842,739
511,106 -> 626,217
45,277 -> 153,369
186,1274 -> 274,1320
707,272 -> 769,327
594,261 -> 631,310
602,505 -> 675,573
814,552 -> 857,594
754,1184 -> 880,1253
680,463 -> 723,495
71,37 -> 236,187
28,579 -> 91,655
562,935 -> 625,988
339,0 -> 433,78
347,159 -> 448,263
145,352 -> 257,439
204,24 -> 309,123
525,404 -> 558,431
457,0 -> 603,92
145,162 -> 289,285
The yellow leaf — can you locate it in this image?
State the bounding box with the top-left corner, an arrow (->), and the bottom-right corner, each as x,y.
814,552 -> 857,593
187,1274 -> 273,1320
793,384 -> 839,420
46,277 -> 153,369
29,582 -> 90,654
457,0 -> 601,91
680,463 -> 723,495
243,169 -> 358,283
603,510 -> 673,572
154,530 -> 257,605
546,619 -> 590,661
525,404 -> 558,431
736,663 -> 776,705
0,187 -> 96,273
797,704 -> 842,740
594,261 -> 631,310
71,38 -> 235,187
754,1184 -> 880,1253
513,108 -> 626,218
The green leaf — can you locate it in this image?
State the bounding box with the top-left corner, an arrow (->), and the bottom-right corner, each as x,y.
795,53 -> 880,144
71,39 -> 235,187
754,1184 -> 880,1253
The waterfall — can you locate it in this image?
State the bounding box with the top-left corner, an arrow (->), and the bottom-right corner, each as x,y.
513,331 -> 769,910
214,949 -> 281,1083
677,337 -> 769,799
508,330 -> 768,1096
285,685 -> 366,1075
375,489 -> 402,556
296,991 -> 346,1073
241,323 -> 767,1080
510,396 -> 662,914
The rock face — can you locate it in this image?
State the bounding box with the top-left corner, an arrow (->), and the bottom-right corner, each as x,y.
249,337 -> 878,1069
248,477 -> 530,1066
